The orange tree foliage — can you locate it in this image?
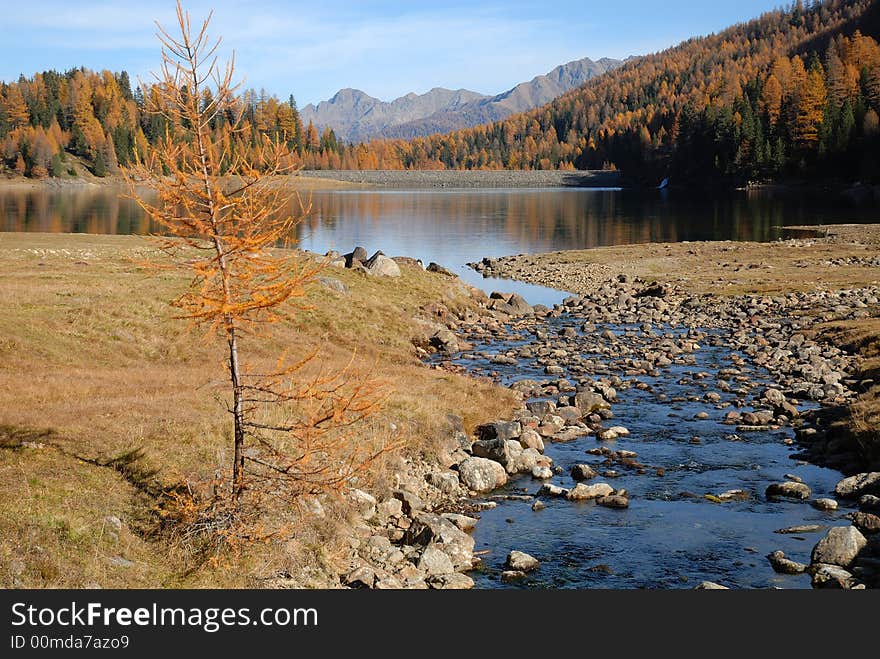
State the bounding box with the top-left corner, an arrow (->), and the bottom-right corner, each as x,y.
128,3 -> 389,509
2,0 -> 879,182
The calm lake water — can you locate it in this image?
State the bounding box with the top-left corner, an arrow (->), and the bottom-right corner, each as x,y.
3,185 -> 878,305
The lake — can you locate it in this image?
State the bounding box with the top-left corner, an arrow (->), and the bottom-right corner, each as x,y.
3,184 -> 877,306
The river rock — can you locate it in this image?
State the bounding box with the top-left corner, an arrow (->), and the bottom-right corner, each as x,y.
849,512 -> 880,534
441,513 -> 478,532
810,526 -> 867,567
517,428 -> 545,452
526,400 -> 556,416
767,550 -> 807,574
810,563 -> 857,589
531,465 -> 553,479
501,570 -> 527,583
428,573 -> 475,590
835,472 -> 880,498
766,481 -> 812,500
571,464 -> 598,481
567,482 -> 614,501
506,550 -> 540,572
597,494 -> 629,509
405,513 -> 475,569
811,498 -> 838,511
477,420 -> 522,442
458,457 -> 508,492
763,388 -> 786,406
694,581 -> 729,590
574,390 -> 609,415
538,483 -> 569,498
425,471 -> 460,495
861,495 -> 880,513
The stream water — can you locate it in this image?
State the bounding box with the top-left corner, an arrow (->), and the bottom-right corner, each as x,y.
446,319 -> 852,589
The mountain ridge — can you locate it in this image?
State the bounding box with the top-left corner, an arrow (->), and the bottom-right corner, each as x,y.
300,56 -> 623,142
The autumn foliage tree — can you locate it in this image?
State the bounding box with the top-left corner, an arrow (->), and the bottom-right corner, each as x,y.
128,3 -> 387,510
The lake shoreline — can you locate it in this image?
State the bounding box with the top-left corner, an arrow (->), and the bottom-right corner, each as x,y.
1,169 -> 622,192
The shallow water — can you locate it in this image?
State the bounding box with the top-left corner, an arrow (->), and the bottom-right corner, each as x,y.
448,318 -> 852,589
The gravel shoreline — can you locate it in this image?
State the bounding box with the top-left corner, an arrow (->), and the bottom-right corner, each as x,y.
297,169 -> 621,189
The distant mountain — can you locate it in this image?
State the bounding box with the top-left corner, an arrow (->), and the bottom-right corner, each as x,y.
300,56 -> 623,142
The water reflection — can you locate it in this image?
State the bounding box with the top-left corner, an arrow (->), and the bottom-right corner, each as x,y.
2,185 -> 877,305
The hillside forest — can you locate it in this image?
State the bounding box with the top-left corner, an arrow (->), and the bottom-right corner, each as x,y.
1,0 -> 879,184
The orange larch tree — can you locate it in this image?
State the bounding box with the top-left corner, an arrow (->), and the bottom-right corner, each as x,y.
128,2 -> 387,508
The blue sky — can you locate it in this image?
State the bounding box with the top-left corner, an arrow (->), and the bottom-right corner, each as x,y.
1,1 -> 790,106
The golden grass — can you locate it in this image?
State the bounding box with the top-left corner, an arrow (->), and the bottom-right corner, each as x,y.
0,232 -> 516,587
507,238 -> 880,297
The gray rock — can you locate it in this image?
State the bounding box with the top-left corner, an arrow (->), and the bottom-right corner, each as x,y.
835,472 -> 880,498
392,489 -> 424,516
597,494 -> 630,509
775,524 -> 824,535
344,246 -> 368,267
351,488 -> 377,520
441,513 -> 478,532
418,545 -> 455,576
763,388 -> 786,406
318,277 -> 349,295
811,526 -> 867,567
428,573 -> 474,589
694,581 -> 729,590
566,482 -> 614,501
506,550 -> 540,572
767,550 -> 807,574
344,565 -> 376,588
537,483 -> 569,498
574,391 -> 609,415
531,465 -> 553,479
365,253 -> 401,277
501,570 -> 527,583
849,512 -> 880,534
477,420 -> 522,442
405,513 -> 475,570
766,481 -> 812,500
458,457 -> 508,493
517,428 -> 545,452
810,563 -> 856,589
425,471 -> 460,495
570,464 -> 598,481
811,498 -> 838,511
526,400 -> 556,416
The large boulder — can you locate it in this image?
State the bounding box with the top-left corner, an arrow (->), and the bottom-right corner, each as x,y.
810,526 -> 867,567
365,252 -> 401,277
344,246 -> 368,268
458,457 -> 508,492
810,564 -> 857,589
405,513 -> 475,570
418,544 -> 455,576
835,472 -> 880,499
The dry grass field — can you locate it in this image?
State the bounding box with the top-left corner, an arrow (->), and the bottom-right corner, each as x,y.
0,232 -> 516,587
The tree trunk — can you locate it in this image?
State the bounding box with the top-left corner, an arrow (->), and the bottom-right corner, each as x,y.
228,325 -> 245,504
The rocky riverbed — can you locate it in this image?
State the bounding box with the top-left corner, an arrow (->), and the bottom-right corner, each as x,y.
322,242 -> 880,589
